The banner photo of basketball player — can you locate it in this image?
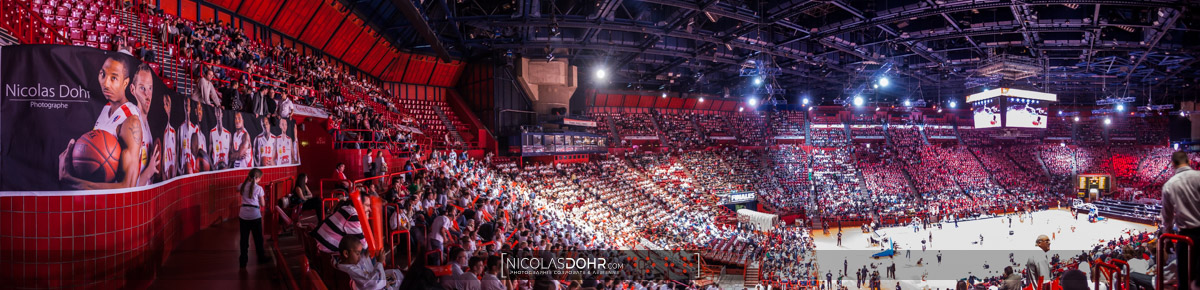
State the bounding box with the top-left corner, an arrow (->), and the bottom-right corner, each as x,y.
0,45 -> 300,192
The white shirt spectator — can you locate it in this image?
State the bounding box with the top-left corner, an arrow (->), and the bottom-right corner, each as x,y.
238,183 -> 264,220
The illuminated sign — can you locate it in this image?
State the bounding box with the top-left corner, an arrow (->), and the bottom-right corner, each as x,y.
967,88 -> 1058,103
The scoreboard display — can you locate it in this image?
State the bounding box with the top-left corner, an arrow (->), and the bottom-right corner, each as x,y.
1076,174 -> 1112,198
1078,176 -> 1108,190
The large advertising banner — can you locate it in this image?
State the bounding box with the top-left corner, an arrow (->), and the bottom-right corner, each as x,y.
1,45 -> 300,193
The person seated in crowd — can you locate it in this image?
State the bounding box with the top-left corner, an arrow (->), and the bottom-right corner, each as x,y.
288,173 -> 319,211
336,238 -> 402,290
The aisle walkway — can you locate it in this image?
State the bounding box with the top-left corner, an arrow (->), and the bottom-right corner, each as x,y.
146,220 -> 281,290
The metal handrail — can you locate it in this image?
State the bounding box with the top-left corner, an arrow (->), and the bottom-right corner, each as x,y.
1157,233 -> 1194,290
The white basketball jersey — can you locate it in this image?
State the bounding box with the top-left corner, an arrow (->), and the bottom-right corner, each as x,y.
162,126 -> 177,179
255,133 -> 276,166
274,135 -> 294,165
209,127 -> 231,169
233,129 -> 253,168
94,102 -> 150,172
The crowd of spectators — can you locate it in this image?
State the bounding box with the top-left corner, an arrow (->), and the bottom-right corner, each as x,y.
695,113 -> 734,138
809,127 -> 849,147
731,114 -> 769,146
770,110 -> 806,137
887,125 -> 923,147
850,125 -> 885,139
656,112 -> 707,149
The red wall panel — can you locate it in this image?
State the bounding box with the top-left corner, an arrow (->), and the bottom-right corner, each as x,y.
606,95 -> 622,107
324,20 -> 362,58
669,98 -> 684,108
273,0 -> 320,37
683,98 -> 697,109
402,55 -> 437,84
299,6 -> 345,48
654,96 -> 670,108
721,101 -> 737,111
357,38 -> 388,70
161,0 -> 178,17
639,95 -> 655,107
382,53 -> 410,82
342,30 -> 375,67
199,5 -> 214,21
695,99 -> 711,110
180,0 -> 197,21
0,166 -> 297,289
594,94 -> 607,107
237,0 -> 281,25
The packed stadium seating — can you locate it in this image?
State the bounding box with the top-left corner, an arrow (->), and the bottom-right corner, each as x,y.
769,110 -> 806,137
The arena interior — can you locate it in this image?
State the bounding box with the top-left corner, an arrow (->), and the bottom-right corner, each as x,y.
2,0 -> 1200,289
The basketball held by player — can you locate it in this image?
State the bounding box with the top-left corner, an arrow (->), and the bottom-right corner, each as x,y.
58,56 -> 146,190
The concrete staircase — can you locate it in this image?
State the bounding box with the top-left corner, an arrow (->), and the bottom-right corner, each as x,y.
119,10 -> 194,96
743,263 -> 761,288
432,105 -> 465,145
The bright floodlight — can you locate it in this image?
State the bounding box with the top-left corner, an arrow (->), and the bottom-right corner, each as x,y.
753,77 -> 763,85
903,100 -> 911,107
1060,142 -> 1066,147
662,92 -> 668,98
878,77 -> 890,87
1058,110 -> 1064,115
875,107 -> 880,111
949,101 -> 957,108
595,68 -> 607,79
1074,116 -> 1080,122
853,96 -> 864,107
1116,104 -> 1125,111
698,97 -> 705,103
802,98 -> 810,105
1104,117 -> 1112,125
739,107 -> 745,112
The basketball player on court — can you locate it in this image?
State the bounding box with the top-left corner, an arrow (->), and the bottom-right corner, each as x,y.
209,109 -> 232,170
231,113 -> 253,168
275,120 -> 296,165
58,56 -> 145,189
130,64 -> 161,186
255,116 -> 276,167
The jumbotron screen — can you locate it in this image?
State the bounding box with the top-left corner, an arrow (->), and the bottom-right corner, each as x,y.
966,88 -> 1057,129
971,99 -> 1002,128
1005,97 -> 1048,128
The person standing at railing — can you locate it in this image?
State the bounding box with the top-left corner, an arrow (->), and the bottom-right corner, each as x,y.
1162,151 -> 1200,289
193,68 -> 222,109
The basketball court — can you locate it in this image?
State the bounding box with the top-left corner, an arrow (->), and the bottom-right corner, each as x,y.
809,209 -> 1156,290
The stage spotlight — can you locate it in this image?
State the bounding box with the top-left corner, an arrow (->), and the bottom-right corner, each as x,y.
937,108 -> 943,113
903,100 -> 911,107
1074,116 -> 1080,122
873,84 -> 879,89
753,77 -> 763,85
853,96 -> 864,107
748,98 -> 758,107
1104,117 -> 1112,125
1058,110 -> 1063,115
698,97 -> 705,103
662,92 -> 668,98
1116,104 -> 1125,111
739,107 -> 744,112
802,98 -> 810,105
878,77 -> 890,87
808,107 -> 813,111
875,107 -> 880,111
595,68 -> 607,80
949,101 -> 957,108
